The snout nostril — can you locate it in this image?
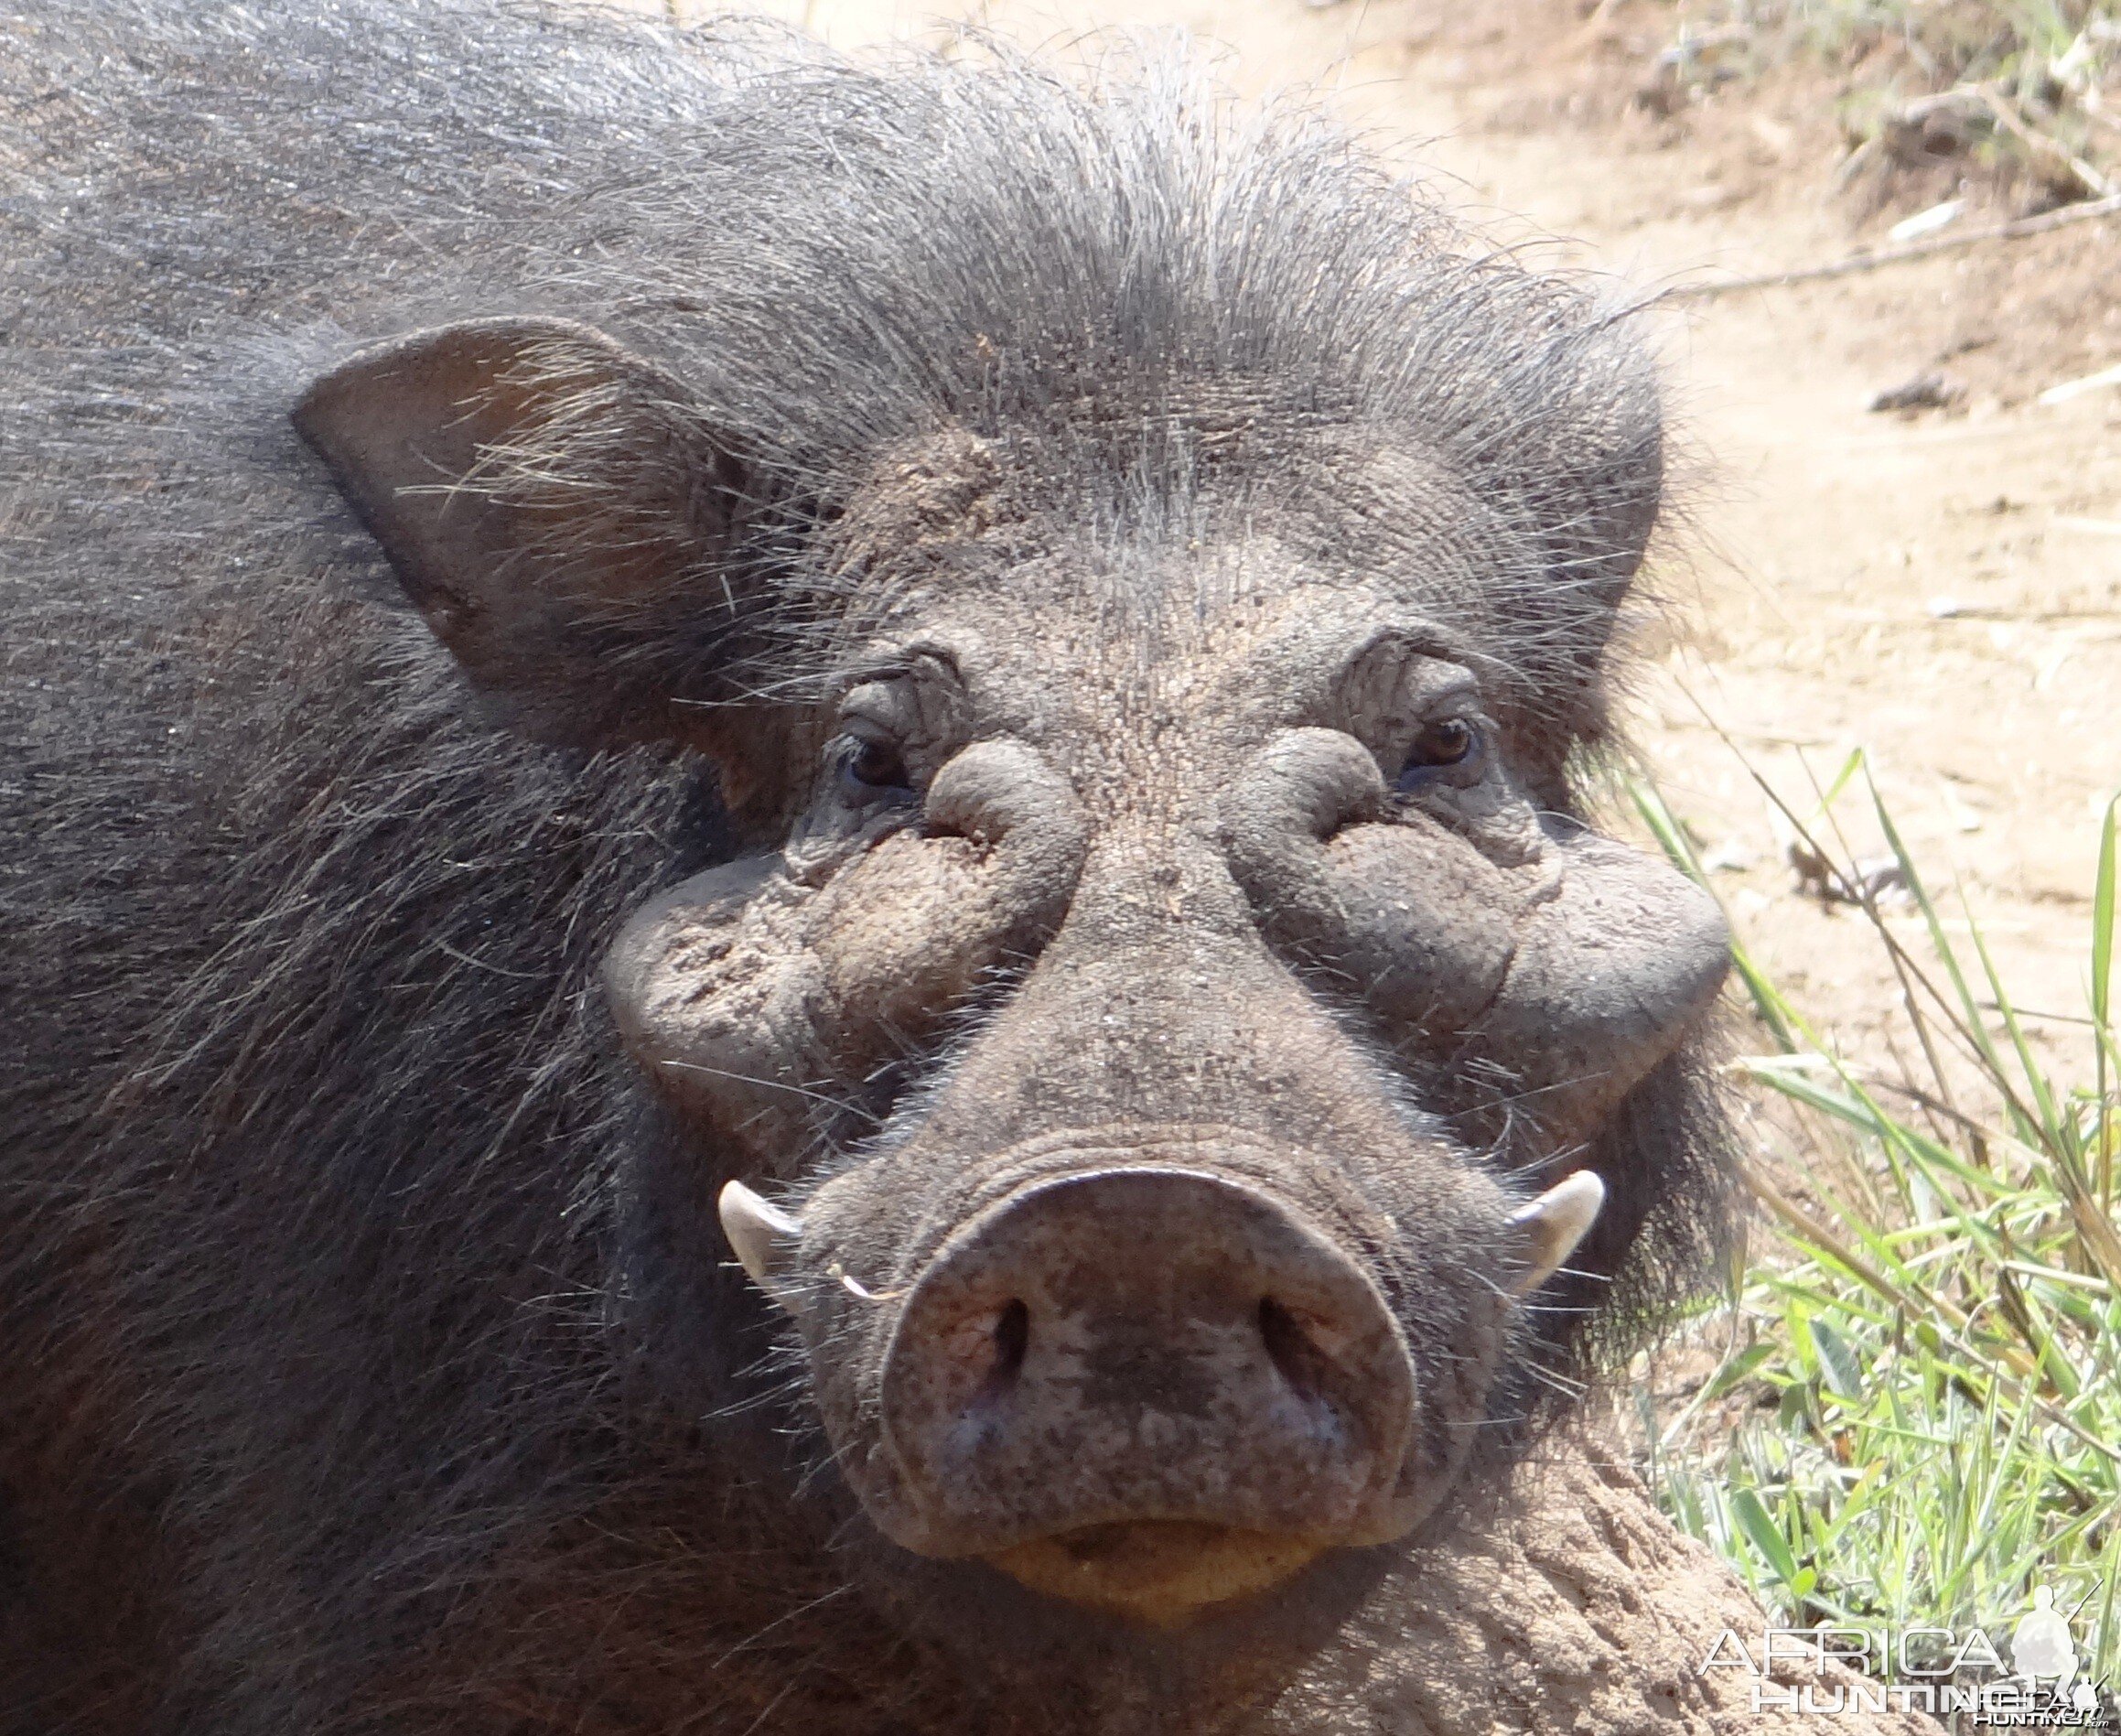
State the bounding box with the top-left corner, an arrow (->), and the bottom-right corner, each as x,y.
943,1297 -> 1033,1418
991,1298 -> 1030,1384
1257,1296 -> 1331,1403
942,1298 -> 1034,1418
952,1299 -> 1030,1420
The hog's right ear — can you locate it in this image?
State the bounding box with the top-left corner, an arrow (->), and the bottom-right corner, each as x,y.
295,316 -> 760,749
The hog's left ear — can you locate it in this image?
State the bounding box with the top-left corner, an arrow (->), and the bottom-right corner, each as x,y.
295,316 -> 759,749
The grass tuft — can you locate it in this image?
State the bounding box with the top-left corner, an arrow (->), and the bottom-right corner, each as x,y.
1643,0 -> 2121,201
1631,762 -> 2121,1677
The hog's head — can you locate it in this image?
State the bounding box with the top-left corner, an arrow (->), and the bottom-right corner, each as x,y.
296,286 -> 1728,1630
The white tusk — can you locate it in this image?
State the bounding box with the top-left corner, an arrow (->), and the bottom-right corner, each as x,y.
1503,1170 -> 1606,1297
717,1179 -> 803,1292
827,1261 -> 905,1305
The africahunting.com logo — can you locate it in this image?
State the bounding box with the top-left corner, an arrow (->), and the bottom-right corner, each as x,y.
1700,1584 -> 2116,1727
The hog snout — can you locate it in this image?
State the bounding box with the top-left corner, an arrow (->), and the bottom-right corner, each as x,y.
874,1169 -> 1416,1582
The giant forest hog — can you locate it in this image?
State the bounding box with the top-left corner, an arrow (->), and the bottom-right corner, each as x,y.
2,3 -> 1762,1730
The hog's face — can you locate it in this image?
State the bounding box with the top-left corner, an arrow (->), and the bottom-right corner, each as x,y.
297,318 -> 1728,1627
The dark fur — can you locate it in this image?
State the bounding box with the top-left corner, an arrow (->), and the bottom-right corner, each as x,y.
0,4 -> 1731,1729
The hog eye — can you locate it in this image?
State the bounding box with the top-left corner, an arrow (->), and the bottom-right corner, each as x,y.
1394,717 -> 1485,792
840,737 -> 915,802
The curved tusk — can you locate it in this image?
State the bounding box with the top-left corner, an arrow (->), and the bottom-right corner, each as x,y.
1503,1170 -> 1606,1297
717,1179 -> 804,1299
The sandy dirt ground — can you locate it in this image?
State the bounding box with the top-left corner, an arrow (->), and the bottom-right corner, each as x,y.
654,0 -> 2121,1092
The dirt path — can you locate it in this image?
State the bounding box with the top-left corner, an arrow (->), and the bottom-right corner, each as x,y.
673,0 -> 2121,1075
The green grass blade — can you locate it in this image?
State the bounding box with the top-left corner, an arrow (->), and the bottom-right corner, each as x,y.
1730,1486 -> 1804,1596
1868,776 -> 2047,1143
2095,793 -> 2116,1205
1630,773 -> 1800,1051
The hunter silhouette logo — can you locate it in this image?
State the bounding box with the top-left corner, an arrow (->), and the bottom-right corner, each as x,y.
2015,1589 -> 2079,1690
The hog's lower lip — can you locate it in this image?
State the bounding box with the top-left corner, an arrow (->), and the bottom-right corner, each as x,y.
982,1521 -> 1330,1625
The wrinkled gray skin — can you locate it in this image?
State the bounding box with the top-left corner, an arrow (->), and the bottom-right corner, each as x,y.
581,421 -> 1727,1589
1,3 -> 1734,1731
